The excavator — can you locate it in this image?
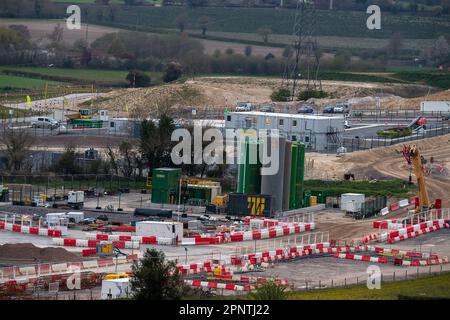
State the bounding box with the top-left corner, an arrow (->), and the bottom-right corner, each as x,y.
402,144 -> 432,213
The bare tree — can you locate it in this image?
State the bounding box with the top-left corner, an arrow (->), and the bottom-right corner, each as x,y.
198,16 -> 210,37
175,13 -> 188,33
0,129 -> 35,173
257,27 -> 272,43
47,23 -> 64,43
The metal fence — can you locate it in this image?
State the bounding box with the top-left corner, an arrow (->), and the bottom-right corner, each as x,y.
343,122 -> 450,152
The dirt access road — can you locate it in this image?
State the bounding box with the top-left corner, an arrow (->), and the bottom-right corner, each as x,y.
307,134 -> 450,207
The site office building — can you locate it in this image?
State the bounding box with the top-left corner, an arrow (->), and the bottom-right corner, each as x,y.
225,112 -> 345,152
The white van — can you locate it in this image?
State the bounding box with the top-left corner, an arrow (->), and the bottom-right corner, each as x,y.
31,117 -> 59,129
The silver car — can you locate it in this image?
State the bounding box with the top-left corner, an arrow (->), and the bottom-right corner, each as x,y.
31,117 -> 59,129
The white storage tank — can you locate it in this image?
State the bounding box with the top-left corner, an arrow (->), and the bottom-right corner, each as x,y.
101,278 -> 132,300
340,193 -> 365,213
136,221 -> 183,240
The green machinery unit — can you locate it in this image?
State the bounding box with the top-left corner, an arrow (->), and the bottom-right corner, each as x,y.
151,168 -> 181,204
289,142 -> 305,209
71,119 -> 103,128
237,139 -> 261,194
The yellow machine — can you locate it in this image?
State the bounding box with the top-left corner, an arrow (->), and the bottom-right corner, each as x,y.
104,273 -> 129,280
65,109 -> 94,121
402,144 -> 431,211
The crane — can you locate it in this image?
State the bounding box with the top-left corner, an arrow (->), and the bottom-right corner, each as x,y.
402,144 -> 431,212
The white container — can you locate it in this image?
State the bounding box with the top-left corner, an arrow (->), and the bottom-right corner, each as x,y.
68,191 -> 84,205
46,212 -> 69,236
340,193 -> 365,213
66,211 -> 84,223
101,278 -> 132,300
420,101 -> 450,113
136,221 -> 183,240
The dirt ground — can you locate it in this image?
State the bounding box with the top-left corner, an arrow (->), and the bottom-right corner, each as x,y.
306,134 -> 450,207
96,76 -> 443,116
0,243 -> 80,265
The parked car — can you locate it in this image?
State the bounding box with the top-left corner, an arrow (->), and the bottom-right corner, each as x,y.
31,117 -> 59,129
96,214 -> 109,222
297,105 -> 314,114
323,105 -> 334,114
260,104 -> 275,113
333,103 -> 351,114
235,102 -> 254,111
81,217 -> 96,225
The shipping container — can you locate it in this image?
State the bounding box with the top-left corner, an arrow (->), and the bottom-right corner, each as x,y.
340,193 -> 365,213
151,168 -> 181,204
136,221 -> 183,240
227,193 -> 272,217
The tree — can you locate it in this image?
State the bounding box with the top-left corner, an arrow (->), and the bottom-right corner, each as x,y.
48,23 -> 64,43
271,88 -> 291,102
34,0 -> 42,17
175,13 -> 188,33
56,143 -> 80,174
131,248 -> 184,300
198,16 -> 210,37
0,129 -> 35,173
119,140 -> 135,178
387,32 -> 403,57
225,48 -> 234,55
163,62 -> 182,83
257,27 -> 272,43
126,71 -> 151,87
248,280 -> 288,300
140,115 -> 175,170
428,36 -> 450,66
244,45 -> 253,57
8,25 -> 31,40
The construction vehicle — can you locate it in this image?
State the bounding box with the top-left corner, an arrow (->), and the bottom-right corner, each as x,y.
66,109 -> 94,122
402,144 -> 432,212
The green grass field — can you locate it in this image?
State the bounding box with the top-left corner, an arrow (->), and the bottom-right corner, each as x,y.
84,6 -> 449,40
0,74 -> 60,91
287,272 -> 450,300
0,67 -> 162,87
303,179 -> 415,198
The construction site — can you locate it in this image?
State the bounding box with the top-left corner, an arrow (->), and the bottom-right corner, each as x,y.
0,1 -> 449,304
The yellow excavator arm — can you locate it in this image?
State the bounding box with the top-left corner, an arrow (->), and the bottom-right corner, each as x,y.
402,144 -> 431,211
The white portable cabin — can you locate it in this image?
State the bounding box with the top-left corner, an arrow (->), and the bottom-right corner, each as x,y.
66,211 -> 84,223
340,193 -> 365,213
46,212 -> 69,236
101,278 -> 132,300
136,221 -> 183,240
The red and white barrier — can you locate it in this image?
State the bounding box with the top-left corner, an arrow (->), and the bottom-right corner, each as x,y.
184,279 -> 253,291
368,246 -> 436,259
229,222 -> 315,243
52,238 -> 140,249
402,257 -> 448,267
334,253 -> 388,264
85,233 -> 173,245
0,222 -> 61,237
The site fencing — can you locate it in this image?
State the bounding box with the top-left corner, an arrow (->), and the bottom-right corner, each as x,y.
343,122 -> 450,152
